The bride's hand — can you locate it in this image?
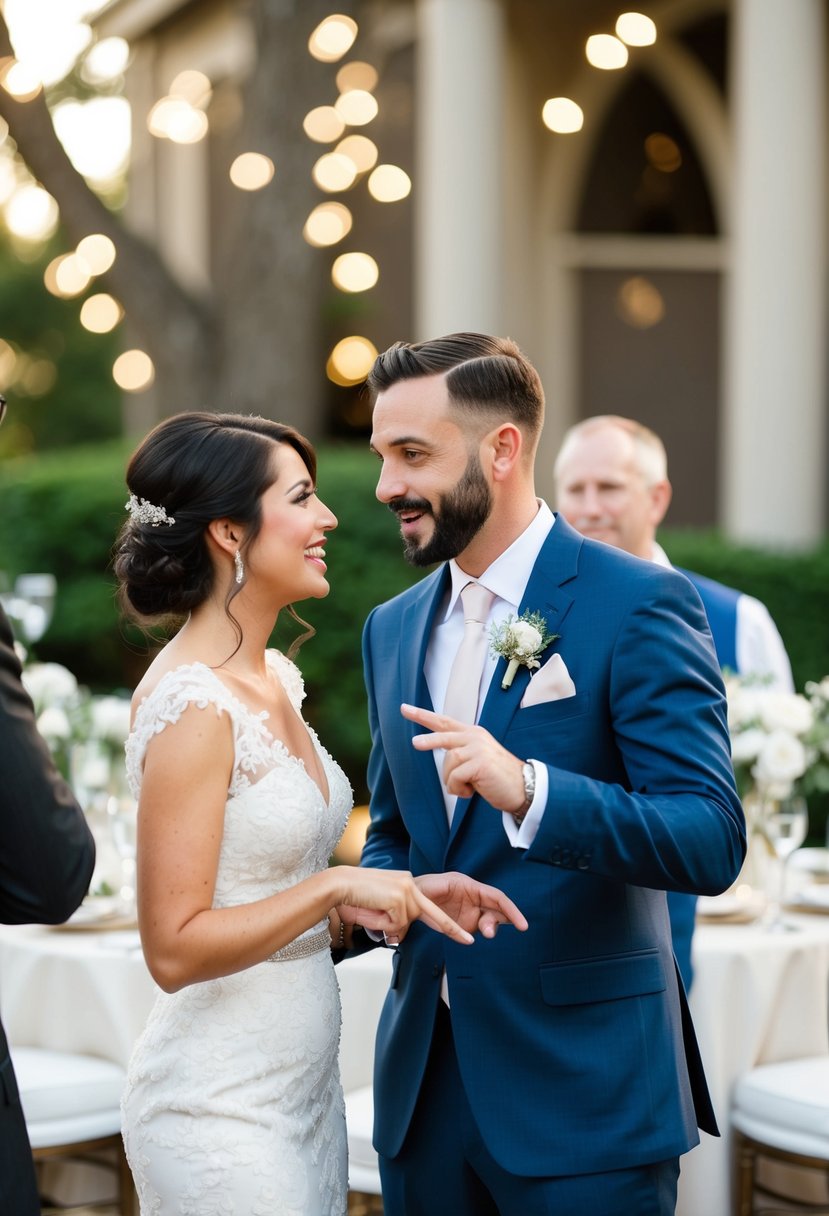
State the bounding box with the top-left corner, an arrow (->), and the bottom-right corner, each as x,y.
333,867 -> 475,945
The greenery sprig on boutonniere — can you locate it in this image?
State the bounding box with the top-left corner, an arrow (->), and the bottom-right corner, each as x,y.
489,611 -> 558,690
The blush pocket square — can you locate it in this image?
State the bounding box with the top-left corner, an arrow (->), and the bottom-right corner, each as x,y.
519,653 -> 576,708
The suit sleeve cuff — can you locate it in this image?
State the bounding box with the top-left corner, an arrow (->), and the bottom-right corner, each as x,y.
502,760 -> 548,848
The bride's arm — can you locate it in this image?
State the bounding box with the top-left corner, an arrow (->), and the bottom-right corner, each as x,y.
137,706 -> 473,992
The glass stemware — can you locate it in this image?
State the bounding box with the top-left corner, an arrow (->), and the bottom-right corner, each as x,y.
760,794 -> 809,932
0,572 -> 57,644
108,793 -> 138,913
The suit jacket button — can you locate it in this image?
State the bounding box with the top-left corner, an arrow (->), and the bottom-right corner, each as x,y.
577,855 -> 590,870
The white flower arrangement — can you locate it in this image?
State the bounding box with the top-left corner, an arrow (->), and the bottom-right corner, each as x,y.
725,672 -> 829,802
22,658 -> 131,791
489,610 -> 558,689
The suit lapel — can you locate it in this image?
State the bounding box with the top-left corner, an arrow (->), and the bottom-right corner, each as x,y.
447,515 -> 581,845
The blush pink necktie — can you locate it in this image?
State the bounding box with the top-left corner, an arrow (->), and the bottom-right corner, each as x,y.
442,581 -> 496,726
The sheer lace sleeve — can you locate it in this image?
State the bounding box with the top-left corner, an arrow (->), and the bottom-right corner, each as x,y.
125,665 -> 243,800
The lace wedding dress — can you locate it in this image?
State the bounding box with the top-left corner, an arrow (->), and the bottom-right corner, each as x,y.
121,650 -> 352,1216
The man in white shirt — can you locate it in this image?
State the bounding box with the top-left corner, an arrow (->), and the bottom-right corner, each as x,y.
554,414 -> 794,988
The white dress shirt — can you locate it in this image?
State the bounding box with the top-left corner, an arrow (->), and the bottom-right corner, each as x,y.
424,501 -> 554,847
651,543 -> 794,692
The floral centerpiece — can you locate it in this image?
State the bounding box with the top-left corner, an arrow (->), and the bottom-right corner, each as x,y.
20,653 -> 132,794
725,673 -> 829,802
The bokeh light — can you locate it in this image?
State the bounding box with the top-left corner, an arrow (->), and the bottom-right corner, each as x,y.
616,13 -> 657,47
308,15 -> 358,63
367,164 -> 411,202
645,132 -> 682,173
76,233 -> 116,275
82,37 -> 130,84
331,252 -> 379,293
229,152 -> 275,191
336,61 -> 378,93
585,34 -> 629,70
335,134 -> 378,173
4,185 -> 58,242
80,293 -> 122,333
303,105 -> 346,143
616,276 -> 665,329
312,152 -> 357,193
113,349 -> 155,392
326,335 -> 378,386
169,70 -> 212,108
0,60 -> 42,101
542,98 -> 584,134
147,97 -> 208,143
335,89 -> 378,127
303,202 -> 353,247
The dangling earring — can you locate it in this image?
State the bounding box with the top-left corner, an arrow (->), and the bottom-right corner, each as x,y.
234,549 -> 244,585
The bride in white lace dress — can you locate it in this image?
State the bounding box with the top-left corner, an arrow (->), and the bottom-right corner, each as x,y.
113,414 -> 519,1215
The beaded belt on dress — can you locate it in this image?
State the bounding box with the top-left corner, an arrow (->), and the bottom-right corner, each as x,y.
267,927 -> 331,962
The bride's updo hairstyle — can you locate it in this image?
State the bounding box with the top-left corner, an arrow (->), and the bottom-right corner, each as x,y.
115,412 -> 316,623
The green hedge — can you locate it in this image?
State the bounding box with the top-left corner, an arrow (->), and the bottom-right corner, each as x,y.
2,442 -> 827,829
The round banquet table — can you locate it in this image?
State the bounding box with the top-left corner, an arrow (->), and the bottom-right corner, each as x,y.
1,910 -> 828,1216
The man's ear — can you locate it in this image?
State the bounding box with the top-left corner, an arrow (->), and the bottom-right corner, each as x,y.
649,479 -> 673,527
206,518 -> 242,557
486,423 -> 523,481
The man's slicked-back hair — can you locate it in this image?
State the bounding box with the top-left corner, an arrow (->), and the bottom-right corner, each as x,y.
367,332 -> 545,439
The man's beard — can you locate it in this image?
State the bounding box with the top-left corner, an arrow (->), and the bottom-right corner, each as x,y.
391,454 -> 493,567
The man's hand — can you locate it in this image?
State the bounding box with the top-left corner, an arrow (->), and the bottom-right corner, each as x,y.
415,872 -> 528,940
401,702 -> 528,813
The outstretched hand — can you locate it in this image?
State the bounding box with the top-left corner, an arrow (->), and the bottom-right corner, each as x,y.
401,702 -> 527,813
415,872 -> 528,939
334,867 -> 476,946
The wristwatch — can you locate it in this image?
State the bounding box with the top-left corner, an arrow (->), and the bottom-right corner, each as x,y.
514,760 -> 536,823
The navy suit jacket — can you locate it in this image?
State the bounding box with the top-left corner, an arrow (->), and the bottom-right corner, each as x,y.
361,515 -> 745,1177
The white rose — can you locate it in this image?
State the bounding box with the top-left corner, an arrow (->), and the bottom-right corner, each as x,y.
758,692 -> 813,736
22,662 -> 79,711
726,685 -> 763,731
510,621 -> 542,657
90,695 -> 132,744
730,727 -> 765,765
37,705 -> 72,743
752,730 -> 807,800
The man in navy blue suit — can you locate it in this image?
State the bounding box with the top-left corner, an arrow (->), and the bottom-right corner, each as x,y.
554,414 -> 793,989
361,335 -> 745,1216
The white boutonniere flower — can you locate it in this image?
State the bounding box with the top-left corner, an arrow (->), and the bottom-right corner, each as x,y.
489,610 -> 558,690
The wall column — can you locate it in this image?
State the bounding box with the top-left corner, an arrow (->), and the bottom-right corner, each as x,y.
724,0 -> 826,547
415,0 -> 505,337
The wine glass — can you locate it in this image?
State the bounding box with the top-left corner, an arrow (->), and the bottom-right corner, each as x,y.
761,795 -> 809,932
108,793 -> 138,913
13,573 -> 56,643
0,572 -> 57,645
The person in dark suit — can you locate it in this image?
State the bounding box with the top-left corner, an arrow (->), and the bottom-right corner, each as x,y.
0,397 -> 96,1216
360,335 -> 745,1216
553,414 -> 793,988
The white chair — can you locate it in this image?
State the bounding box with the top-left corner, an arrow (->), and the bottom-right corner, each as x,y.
732,1056 -> 829,1215
11,1045 -> 134,1216
346,1083 -> 383,1210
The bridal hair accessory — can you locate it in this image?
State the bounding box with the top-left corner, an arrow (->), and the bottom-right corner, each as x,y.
490,610 -> 558,689
125,493 -> 176,527
234,549 -> 244,584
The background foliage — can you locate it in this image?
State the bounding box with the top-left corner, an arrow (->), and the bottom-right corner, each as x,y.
2,441 -> 827,830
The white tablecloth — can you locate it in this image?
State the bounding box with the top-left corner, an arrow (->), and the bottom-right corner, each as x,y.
2,914 -> 828,1216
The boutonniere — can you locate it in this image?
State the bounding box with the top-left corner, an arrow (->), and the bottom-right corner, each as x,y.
489,611 -> 559,690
